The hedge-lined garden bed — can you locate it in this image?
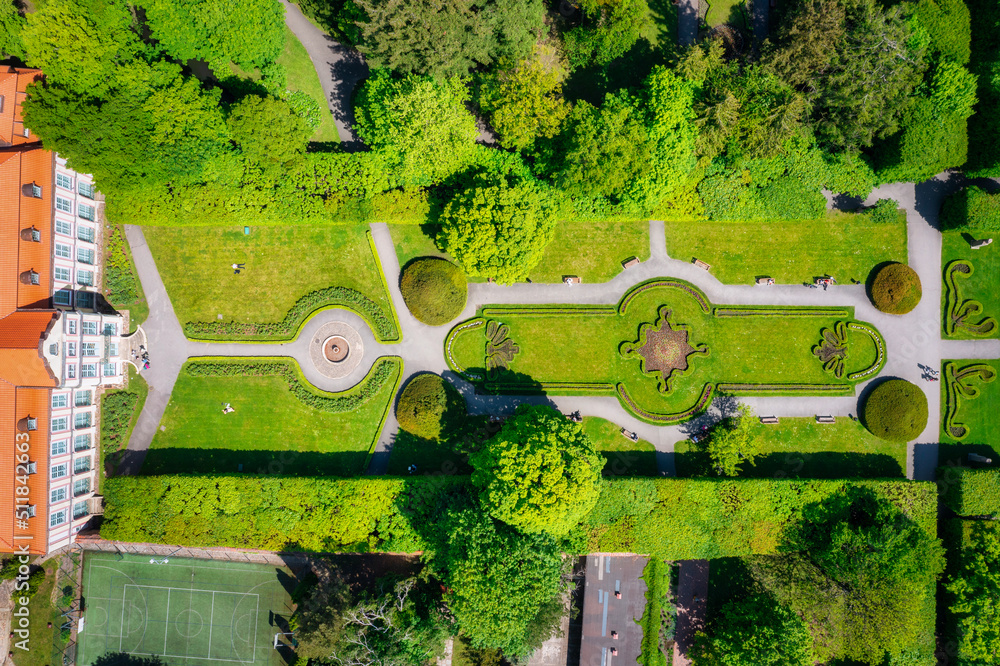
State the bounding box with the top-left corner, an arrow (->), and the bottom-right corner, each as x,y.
938,467 -> 1000,516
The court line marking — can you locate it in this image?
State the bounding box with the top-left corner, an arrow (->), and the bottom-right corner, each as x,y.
207,591 -> 216,660
126,650 -> 260,663
164,588 -> 171,655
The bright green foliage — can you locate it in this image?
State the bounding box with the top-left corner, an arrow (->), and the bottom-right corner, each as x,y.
869,199 -> 901,225
439,507 -> 566,657
399,258 -> 468,325
436,180 -> 558,284
941,186 -> 1000,232
142,0 -> 285,70
22,0 -> 144,97
396,373 -> 467,439
753,489 -> 945,664
478,49 -> 570,151
226,95 -> 310,173
355,70 -> 479,186
693,594 -> 814,666
637,559 -> 673,666
103,225 -> 145,318
707,405 -> 764,477
869,262 -> 922,315
862,379 -> 928,442
351,0 -> 544,79
948,522 -> 1000,661
938,468 -> 1000,516
913,0 -> 971,64
564,0 -> 649,68
930,60 -> 978,114
0,0 -> 24,58
471,405 -> 602,536
966,0 -> 1000,176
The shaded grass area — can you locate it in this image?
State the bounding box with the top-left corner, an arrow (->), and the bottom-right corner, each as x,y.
389,219 -> 650,284
664,213 -> 907,284
100,364 -> 148,481
939,359 -> 1000,467
941,231 -> 1000,339
704,0 -> 749,28
278,25 -> 340,143
675,417 -> 906,478
386,416 -> 491,476
582,416 -> 659,476
145,225 -> 393,333
143,359 -> 397,476
102,224 -> 148,332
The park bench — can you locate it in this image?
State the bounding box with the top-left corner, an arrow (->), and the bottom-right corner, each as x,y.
969,453 -> 993,464
815,415 -> 836,424
693,258 -> 711,271
563,276 -> 581,285
621,256 -> 640,270
756,277 -> 775,286
759,416 -> 780,424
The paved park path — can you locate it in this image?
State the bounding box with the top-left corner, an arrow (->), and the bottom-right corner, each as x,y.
121,172 -> 1000,479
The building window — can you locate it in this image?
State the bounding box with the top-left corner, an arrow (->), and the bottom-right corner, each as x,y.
56,173 -> 73,190
77,226 -> 95,243
78,203 -> 95,221
22,127 -> 29,138
77,248 -> 94,264
66,365 -> 76,379
30,183 -> 41,198
75,390 -> 92,406
51,417 -> 68,433
81,342 -> 96,356
25,462 -> 36,475
54,288 -> 72,306
22,270 -> 40,286
76,291 -> 94,309
25,227 -> 41,242
51,440 -> 68,457
77,270 -> 93,286
109,343 -> 119,357
74,434 -> 91,451
50,509 -> 67,527
51,487 -> 67,504
103,363 -> 117,377
52,394 -> 67,409
80,364 -> 96,378
51,464 -> 68,480
74,413 -> 91,429
78,182 -> 95,199
73,502 -> 89,520
55,244 -> 71,259
103,323 -> 117,335
73,478 -> 91,497
67,342 -> 77,357
48,343 -> 58,356
55,219 -> 72,236
25,417 -> 37,431
55,197 -> 72,214
54,266 -> 70,281
81,321 -> 98,335
68,319 -> 77,334
73,457 -> 90,474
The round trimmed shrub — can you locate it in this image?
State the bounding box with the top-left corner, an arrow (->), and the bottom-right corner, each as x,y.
400,257 -> 467,326
861,379 -> 928,442
396,373 -> 466,439
870,262 -> 922,314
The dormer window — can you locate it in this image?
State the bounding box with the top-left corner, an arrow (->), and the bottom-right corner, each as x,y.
20,227 -> 41,242
19,270 -> 39,285
25,461 -> 36,475
22,127 -> 29,138
23,182 -> 42,198
18,416 -> 37,432
25,505 -> 35,518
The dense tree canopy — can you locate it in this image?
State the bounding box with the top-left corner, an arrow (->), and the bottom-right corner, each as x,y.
0,0 -> 24,59
947,522 -> 1000,662
693,594 -> 814,666
706,405 -> 764,476
564,0 -> 649,68
227,95 -> 310,174
471,405 -> 602,536
294,562 -> 350,661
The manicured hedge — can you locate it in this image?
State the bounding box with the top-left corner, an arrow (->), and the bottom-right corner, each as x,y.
938,467 -> 1000,516
941,186 -> 1000,232
862,379 -> 929,442
869,262 -> 922,314
100,476 -> 937,559
399,258 -> 467,326
396,373 -> 466,439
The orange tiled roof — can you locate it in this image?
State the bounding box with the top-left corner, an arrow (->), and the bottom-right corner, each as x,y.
0,386 -> 51,554
0,67 -> 44,146
0,147 -> 54,315
0,311 -> 57,389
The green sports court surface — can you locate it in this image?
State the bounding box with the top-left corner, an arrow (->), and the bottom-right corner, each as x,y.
78,553 -> 294,666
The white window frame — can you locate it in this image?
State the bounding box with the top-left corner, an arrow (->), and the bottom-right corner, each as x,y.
54,266 -> 70,282
51,464 -> 68,480
51,487 -> 68,504
56,173 -> 73,190
51,440 -> 68,457
50,509 -> 67,527
51,417 -> 68,433
51,394 -> 67,409
55,197 -> 72,214
55,243 -> 71,259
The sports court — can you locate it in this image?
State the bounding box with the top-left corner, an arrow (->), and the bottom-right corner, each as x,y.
78,552 -> 294,666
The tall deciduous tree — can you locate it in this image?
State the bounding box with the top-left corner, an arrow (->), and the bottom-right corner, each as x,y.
0,0 -> 24,59
471,405 -> 602,536
227,95 -> 310,174
706,404 -> 764,476
564,0 -> 649,68
693,594 -> 814,666
294,561 -> 350,661
436,179 -> 558,284
947,522 -> 1000,662
440,506 -> 567,658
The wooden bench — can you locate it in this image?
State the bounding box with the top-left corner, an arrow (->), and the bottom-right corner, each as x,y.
759,416 -> 780,424
621,256 -> 640,270
756,277 -> 775,286
815,415 -> 836,424
563,276 -> 581,285
693,258 -> 711,271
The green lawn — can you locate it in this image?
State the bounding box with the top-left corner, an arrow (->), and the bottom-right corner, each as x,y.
582,416 -> 659,476
704,0 -> 748,27
939,359 -> 1000,468
941,231 -> 1000,339
145,225 -> 394,337
390,220 -> 650,284
11,559 -> 58,666
664,213 -> 907,284
142,358 -> 399,476
278,25 -> 339,143
675,417 -> 906,478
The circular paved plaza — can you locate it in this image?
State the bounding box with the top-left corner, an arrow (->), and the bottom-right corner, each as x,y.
309,321 -> 364,379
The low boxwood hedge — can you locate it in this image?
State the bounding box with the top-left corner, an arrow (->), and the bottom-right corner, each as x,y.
862,379 -> 929,442
938,467 -> 1000,516
869,262 -> 922,314
400,258 -> 467,326
396,373 -> 466,439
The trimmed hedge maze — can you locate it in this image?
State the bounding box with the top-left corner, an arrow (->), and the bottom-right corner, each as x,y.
445,279 -> 885,424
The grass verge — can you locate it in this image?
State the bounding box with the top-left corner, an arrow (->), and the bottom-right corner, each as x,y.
582,417 -> 658,476
278,25 -> 339,143
100,364 -> 148,481
102,224 -> 148,332
638,558 -> 675,666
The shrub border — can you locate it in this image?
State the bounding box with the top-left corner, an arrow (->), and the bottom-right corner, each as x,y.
366,229 -> 403,340
944,259 -> 999,338
714,306 -> 851,318
362,358 -> 404,471
444,318 -> 485,381
943,361 -> 997,440
846,321 -> 887,381
616,382 -> 715,425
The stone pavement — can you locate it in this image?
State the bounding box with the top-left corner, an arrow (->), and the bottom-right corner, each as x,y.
121,174 -> 1000,480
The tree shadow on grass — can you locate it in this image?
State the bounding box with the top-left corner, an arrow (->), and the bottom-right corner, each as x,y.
139,448 -> 368,476
674,447 -> 903,478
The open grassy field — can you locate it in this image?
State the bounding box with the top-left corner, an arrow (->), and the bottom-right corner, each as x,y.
704,0 -> 748,27
11,559 -> 58,666
941,231 -> 1000,339
582,416 -> 659,476
278,25 -> 339,144
939,359 -> 1000,468
78,553 -> 294,666
145,225 -> 393,336
665,213 -> 907,284
142,359 -> 399,476
675,417 -> 906,478
389,219 -> 650,284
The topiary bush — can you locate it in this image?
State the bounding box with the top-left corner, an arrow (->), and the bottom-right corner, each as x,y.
396,373 -> 466,439
400,257 -> 468,326
870,262 -> 922,314
861,379 -> 929,442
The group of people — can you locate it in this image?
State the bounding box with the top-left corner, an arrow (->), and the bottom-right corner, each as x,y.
918,363 -> 940,382
133,344 -> 150,370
